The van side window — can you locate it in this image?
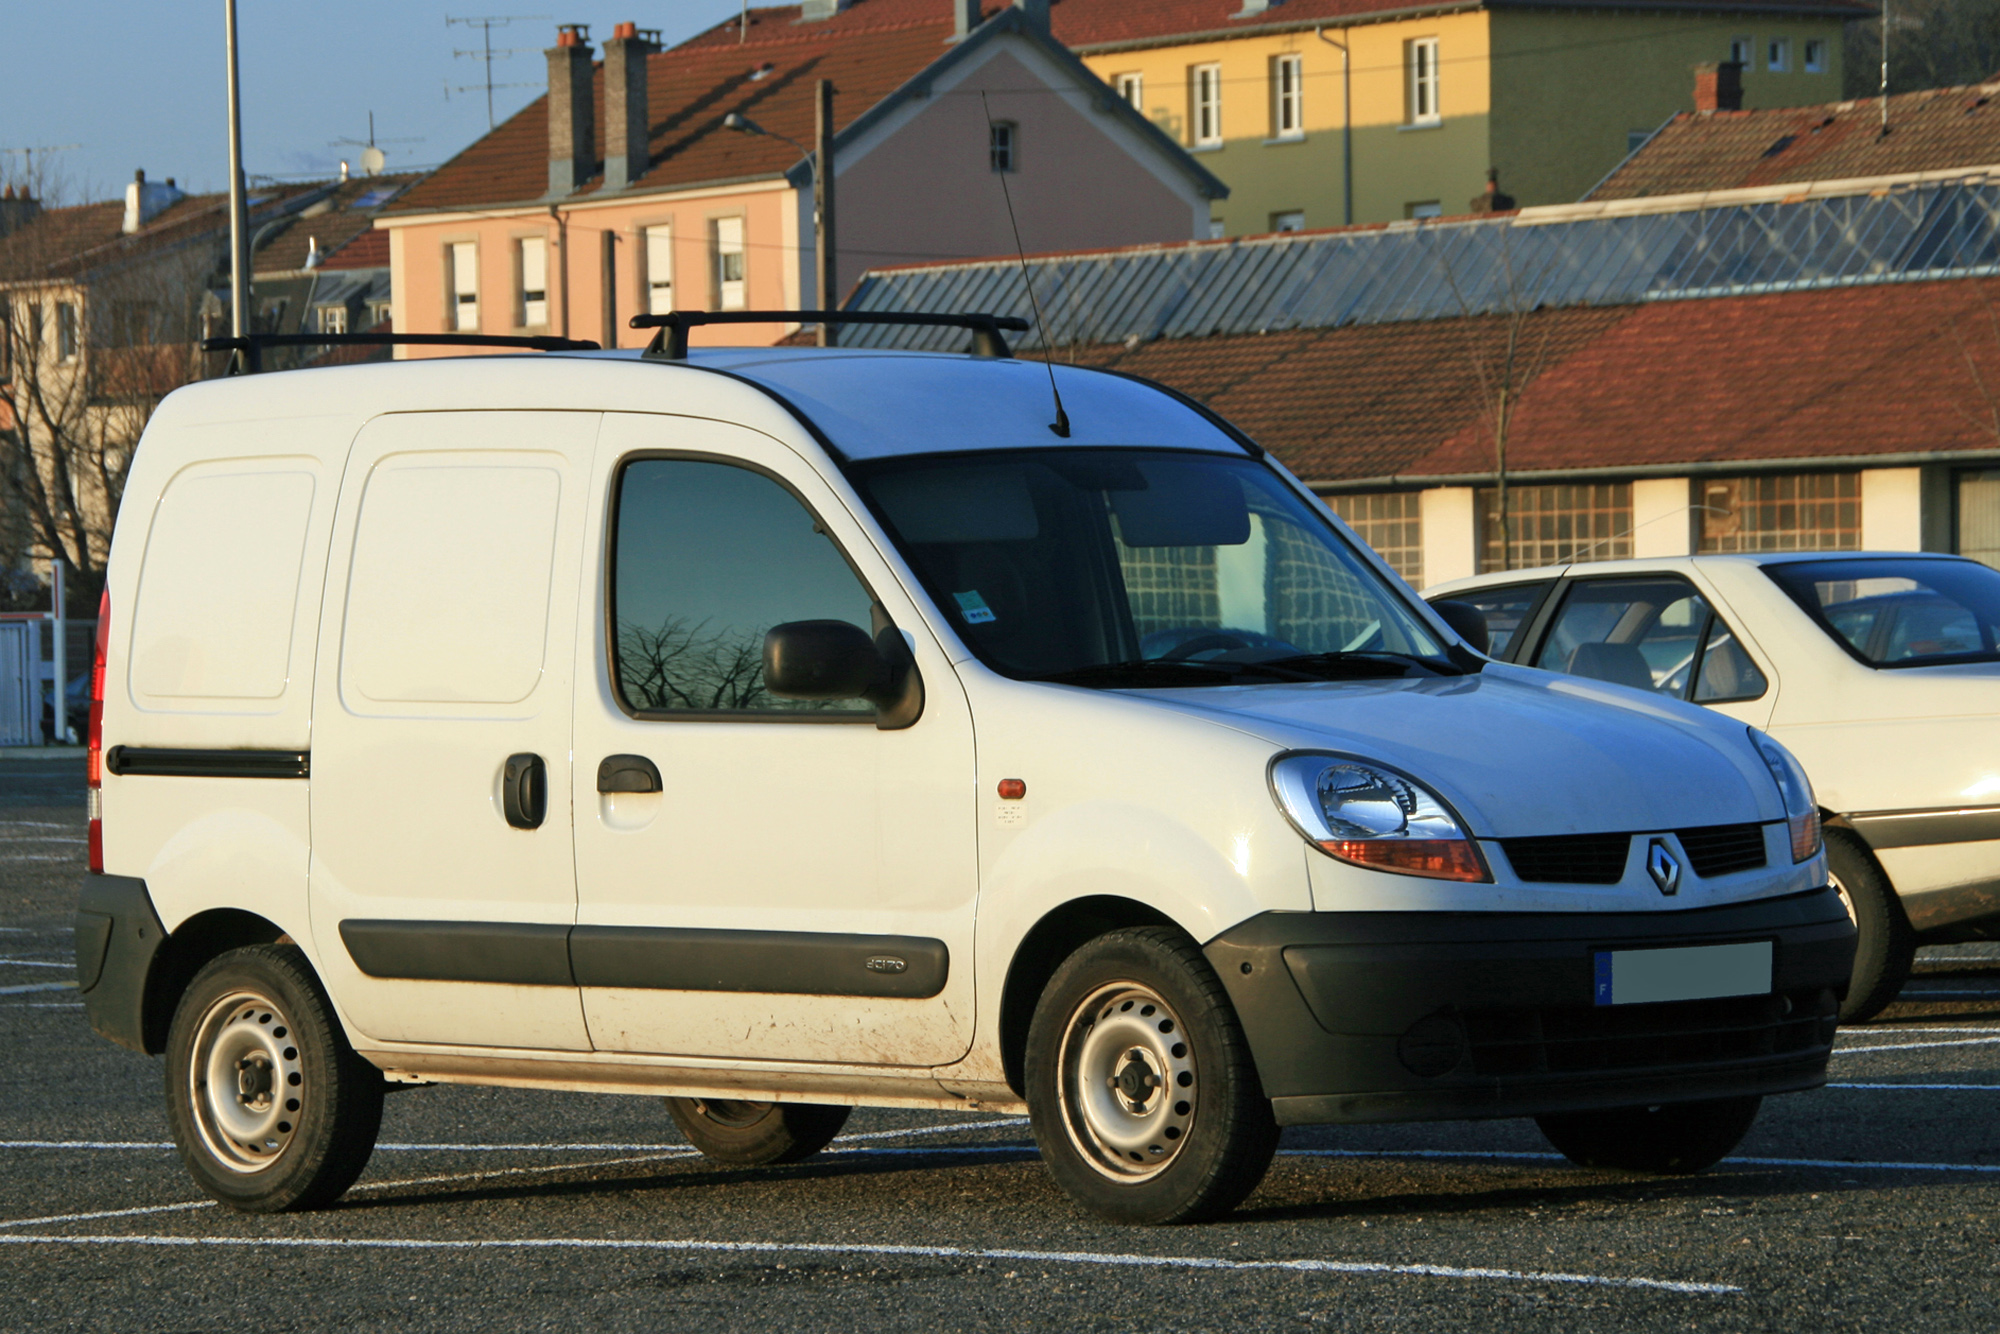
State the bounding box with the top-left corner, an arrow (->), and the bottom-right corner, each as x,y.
612,459 -> 875,715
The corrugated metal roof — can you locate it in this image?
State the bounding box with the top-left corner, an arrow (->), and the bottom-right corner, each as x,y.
841,175 -> 2000,353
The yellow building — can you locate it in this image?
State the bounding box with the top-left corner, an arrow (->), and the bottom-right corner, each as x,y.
1052,0 -> 1863,233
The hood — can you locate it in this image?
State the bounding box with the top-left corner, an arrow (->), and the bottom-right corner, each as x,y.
1118,664 -> 1777,838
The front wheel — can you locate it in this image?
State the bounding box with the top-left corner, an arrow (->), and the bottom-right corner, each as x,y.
1024,926 -> 1278,1225
1536,1095 -> 1760,1174
164,944 -> 384,1212
666,1098 -> 851,1166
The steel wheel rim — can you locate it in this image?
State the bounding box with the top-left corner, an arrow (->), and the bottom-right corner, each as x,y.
1831,870 -> 1857,926
1056,982 -> 1196,1182
188,987 -> 303,1174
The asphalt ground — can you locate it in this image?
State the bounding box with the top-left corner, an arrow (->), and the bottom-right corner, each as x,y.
3,757 -> 1998,1331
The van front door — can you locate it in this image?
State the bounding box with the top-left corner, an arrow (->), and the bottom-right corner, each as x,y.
569,414 -> 977,1068
308,411 -> 595,1050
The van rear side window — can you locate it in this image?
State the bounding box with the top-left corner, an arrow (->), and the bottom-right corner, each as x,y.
130,466 -> 316,706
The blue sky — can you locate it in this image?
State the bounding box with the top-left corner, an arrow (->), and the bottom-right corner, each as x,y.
8,2 -> 748,203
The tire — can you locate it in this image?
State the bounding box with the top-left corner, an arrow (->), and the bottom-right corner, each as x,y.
1024,925 -> 1278,1225
1827,829 -> 1914,1024
666,1098 -> 851,1166
164,944 -> 384,1212
1536,1095 -> 1761,1174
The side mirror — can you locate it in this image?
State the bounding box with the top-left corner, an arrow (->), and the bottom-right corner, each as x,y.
764,617 -> 925,730
1430,599 -> 1491,656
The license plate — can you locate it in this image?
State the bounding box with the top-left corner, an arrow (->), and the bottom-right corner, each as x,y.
1593,941 -> 1772,1006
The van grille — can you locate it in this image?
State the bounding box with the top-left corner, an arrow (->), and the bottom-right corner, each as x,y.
1461,989 -> 1835,1079
1676,823 -> 1768,878
1498,834 -> 1630,884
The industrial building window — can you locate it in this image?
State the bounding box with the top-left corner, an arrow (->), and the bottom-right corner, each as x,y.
1270,210 -> 1305,233
712,216 -> 746,311
1406,201 -> 1443,219
1804,39 -> 1827,73
55,302 -> 78,362
1116,73 -> 1143,112
990,121 -> 1017,173
1271,54 -> 1303,139
1191,64 -> 1222,147
517,236 -> 548,327
1407,39 -> 1440,125
1698,473 -> 1860,553
1327,492 -> 1423,587
448,241 -> 478,331
316,305 -> 347,335
1477,484 -> 1632,573
1956,469 -> 2000,570
644,224 -> 673,315
1767,37 -> 1791,72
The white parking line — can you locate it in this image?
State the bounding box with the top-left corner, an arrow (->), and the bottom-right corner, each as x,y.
1284,1147 -> 2000,1175
0,1233 -> 1740,1294
0,982 -> 74,996
1835,1026 -> 2000,1037
1830,1036 -> 2000,1056
1827,1082 -> 2000,1091
0,959 -> 72,969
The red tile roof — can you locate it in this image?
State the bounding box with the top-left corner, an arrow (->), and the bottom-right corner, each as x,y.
1594,81 -> 2000,199
0,185 -> 317,282
253,175 -> 418,274
321,227 -> 388,270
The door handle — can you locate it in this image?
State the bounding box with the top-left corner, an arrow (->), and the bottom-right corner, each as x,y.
502,753 -> 548,829
597,753 -> 662,794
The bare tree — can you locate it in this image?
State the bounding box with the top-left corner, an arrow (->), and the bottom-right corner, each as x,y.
1846,0 -> 2000,100
616,615 -> 855,713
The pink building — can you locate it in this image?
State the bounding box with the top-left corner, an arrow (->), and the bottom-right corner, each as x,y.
376,0 -> 1226,353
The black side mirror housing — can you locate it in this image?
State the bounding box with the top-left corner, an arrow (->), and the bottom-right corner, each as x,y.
1429,599 -> 1491,657
763,613 -> 925,730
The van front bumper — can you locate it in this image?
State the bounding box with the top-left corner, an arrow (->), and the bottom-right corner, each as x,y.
1204,886 -> 1855,1127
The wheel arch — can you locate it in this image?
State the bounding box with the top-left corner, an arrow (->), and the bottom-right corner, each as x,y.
143,909 -> 289,1054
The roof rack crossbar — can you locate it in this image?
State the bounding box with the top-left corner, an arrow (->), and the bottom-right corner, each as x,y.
201,332 -> 601,375
629,310 -> 1031,361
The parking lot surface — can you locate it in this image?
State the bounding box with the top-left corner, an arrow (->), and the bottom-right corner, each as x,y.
4,757 -> 1998,1331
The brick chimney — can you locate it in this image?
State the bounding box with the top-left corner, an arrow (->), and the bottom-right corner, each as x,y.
952,0 -> 982,41
604,22 -> 656,192
0,185 -> 40,240
547,24 -> 595,198
1693,61 -> 1745,113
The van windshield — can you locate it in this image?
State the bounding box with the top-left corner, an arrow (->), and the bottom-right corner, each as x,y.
850,449 -> 1453,686
1764,556 -> 2000,668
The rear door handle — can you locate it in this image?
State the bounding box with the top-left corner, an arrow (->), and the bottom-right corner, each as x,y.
503,753 -> 548,829
597,753 -> 662,794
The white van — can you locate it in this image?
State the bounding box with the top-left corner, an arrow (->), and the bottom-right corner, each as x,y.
76,322 -> 1854,1224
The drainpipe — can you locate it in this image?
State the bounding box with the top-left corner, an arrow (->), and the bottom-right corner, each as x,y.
550,203 -> 569,338
1315,27 -> 1353,226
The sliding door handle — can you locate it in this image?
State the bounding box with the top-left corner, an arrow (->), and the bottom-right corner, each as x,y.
502,753 -> 548,829
597,753 -> 662,794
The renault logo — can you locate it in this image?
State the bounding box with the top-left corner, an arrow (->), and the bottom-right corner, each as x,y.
1646,839 -> 1682,896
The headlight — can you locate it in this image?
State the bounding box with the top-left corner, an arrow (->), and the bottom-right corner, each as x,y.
1750,729 -> 1821,863
1269,753 -> 1489,882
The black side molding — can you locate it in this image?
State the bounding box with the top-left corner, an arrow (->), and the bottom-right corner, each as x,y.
337,920 -> 948,999
105,747 -> 309,779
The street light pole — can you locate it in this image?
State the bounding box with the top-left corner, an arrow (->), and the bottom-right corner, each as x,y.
224,0 -> 251,337
816,79 -> 837,347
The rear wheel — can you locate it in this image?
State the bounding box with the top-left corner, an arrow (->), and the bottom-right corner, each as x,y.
1536,1095 -> 1760,1174
164,944 -> 383,1212
666,1098 -> 851,1166
1828,829 -> 1913,1023
1025,925 -> 1277,1225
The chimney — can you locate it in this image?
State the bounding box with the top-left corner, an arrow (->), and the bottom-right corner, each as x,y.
604,22 -> 656,192
799,0 -> 851,19
1693,61 -> 1744,113
952,0 -> 982,41
546,24 -> 595,198
122,169 -> 185,233
0,185 -> 39,240
1468,168 -> 1516,214
1012,0 -> 1050,28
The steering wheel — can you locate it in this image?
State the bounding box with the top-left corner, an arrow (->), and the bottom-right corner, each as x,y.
1162,632 -> 1256,660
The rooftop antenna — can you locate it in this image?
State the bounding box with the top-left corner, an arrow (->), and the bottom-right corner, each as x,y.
446,14 -> 552,129
1880,0 -> 1891,135
981,92 -> 1069,438
0,144 -> 81,190
331,113 -> 423,177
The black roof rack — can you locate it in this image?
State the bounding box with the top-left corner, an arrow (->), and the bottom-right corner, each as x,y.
629,310 -> 1030,361
201,332 -> 601,375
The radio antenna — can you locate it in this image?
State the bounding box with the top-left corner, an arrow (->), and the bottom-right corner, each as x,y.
982,92 -> 1069,437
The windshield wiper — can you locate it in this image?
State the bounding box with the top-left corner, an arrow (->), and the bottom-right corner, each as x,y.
1027,657 -> 1319,687
1260,649 -> 1468,678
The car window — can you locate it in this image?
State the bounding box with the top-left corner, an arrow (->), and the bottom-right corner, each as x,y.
1536,577 -> 1763,702
1764,557 -> 2000,667
1431,582 -> 1551,659
611,458 -> 875,715
1693,616 -> 1768,702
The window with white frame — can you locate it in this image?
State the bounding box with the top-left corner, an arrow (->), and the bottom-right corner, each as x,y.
316,305 -> 348,335
990,121 -> 1017,173
1730,37 -> 1752,66
1406,39 -> 1440,125
1270,210 -> 1305,233
1768,37 -> 1791,71
1804,38 -> 1827,73
1191,64 -> 1222,147
713,216 -> 746,311
644,224 -> 674,315
1272,54 -> 1303,139
368,301 -> 391,327
55,302 -> 78,361
1407,201 -> 1442,219
518,236 -> 548,327
448,241 -> 478,331
1116,73 -> 1143,112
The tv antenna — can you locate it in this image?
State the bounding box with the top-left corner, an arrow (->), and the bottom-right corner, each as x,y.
331,113 -> 423,177
0,144 -> 81,188
447,14 -> 551,130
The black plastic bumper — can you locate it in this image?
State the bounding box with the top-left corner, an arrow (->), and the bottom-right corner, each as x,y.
75,873 -> 167,1054
1203,887 -> 1856,1127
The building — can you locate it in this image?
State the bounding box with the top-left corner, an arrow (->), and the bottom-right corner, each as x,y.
1052,0 -> 1865,234
375,1 -> 1226,353
839,168 -> 2000,585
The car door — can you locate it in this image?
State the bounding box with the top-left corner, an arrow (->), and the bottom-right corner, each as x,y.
569,414 -> 978,1067
307,410 -> 596,1050
1526,573 -> 1775,726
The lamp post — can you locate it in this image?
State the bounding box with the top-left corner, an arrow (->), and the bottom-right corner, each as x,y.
224,0 -> 251,336
723,78 -> 837,345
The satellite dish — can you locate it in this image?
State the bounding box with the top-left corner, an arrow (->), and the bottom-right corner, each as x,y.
361,146 -> 386,177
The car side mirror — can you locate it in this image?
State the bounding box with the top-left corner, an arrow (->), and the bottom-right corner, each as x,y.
1430,600 -> 1491,656
763,617 -> 925,731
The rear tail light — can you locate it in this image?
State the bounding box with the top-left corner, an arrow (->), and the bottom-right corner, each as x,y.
87,588 -> 108,875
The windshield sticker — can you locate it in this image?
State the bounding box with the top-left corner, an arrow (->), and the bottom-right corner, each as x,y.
953,590 -> 997,624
